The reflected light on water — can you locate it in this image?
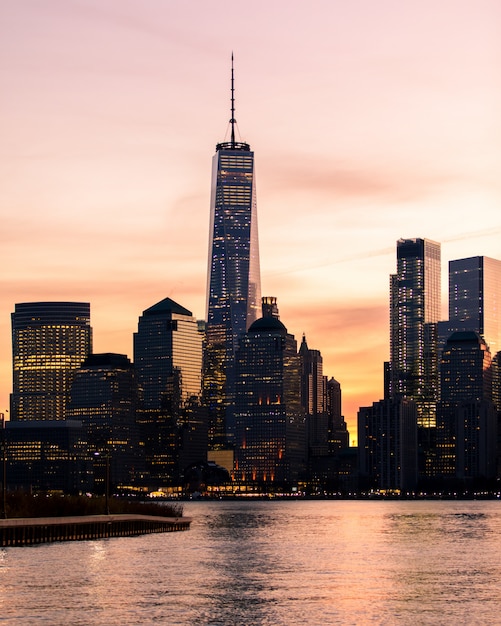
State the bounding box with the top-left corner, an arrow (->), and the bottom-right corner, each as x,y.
0,500 -> 501,625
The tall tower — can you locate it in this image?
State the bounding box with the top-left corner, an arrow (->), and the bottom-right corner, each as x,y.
448,256 -> 501,356
11,302 -> 92,421
204,56 -> 261,449
436,331 -> 496,480
133,297 -> 205,482
134,297 -> 203,410
389,238 -> 441,428
299,335 -> 329,458
234,299 -> 304,487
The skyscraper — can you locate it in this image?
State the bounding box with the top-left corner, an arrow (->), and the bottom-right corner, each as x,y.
67,353 -> 143,490
133,297 -> 205,482
134,297 -> 203,410
447,256 -> 501,356
11,302 -> 92,421
326,377 -> 349,453
436,331 -> 496,481
299,335 -> 329,458
234,299 -> 305,487
358,397 -> 418,492
389,238 -> 441,428
204,57 -> 261,449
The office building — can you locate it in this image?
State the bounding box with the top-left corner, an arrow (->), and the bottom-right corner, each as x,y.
299,335 -> 329,458
11,302 -> 92,422
358,398 -> 418,492
436,331 -> 496,481
67,353 -> 144,491
326,377 -> 349,453
133,297 -> 205,483
446,256 -> 501,356
203,57 -> 261,449
5,420 -> 90,494
134,298 -> 203,409
389,238 -> 441,424
234,299 -> 305,487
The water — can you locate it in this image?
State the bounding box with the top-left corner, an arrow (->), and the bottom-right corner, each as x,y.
1,500 -> 501,625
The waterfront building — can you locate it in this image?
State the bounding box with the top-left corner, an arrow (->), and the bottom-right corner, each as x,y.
299,335 -> 329,459
11,302 -> 92,422
234,299 -> 305,487
133,297 -> 205,483
389,238 -> 441,421
326,377 -> 349,453
203,57 -> 261,450
443,256 -> 501,357
134,298 -> 203,409
389,238 -> 440,478
67,353 -> 144,491
5,420 -> 90,494
358,398 -> 418,492
436,331 -> 496,481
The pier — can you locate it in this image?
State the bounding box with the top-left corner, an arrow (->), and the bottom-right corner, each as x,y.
0,514 -> 191,547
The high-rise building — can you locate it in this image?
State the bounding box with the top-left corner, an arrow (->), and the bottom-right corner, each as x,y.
436,331 -> 497,481
299,335 -> 329,458
67,353 -> 144,490
204,57 -> 261,449
133,297 -> 205,483
389,238 -> 441,428
11,302 -> 92,422
446,256 -> 501,356
358,398 -> 418,492
134,298 -> 203,409
234,299 -> 305,487
326,377 -> 349,453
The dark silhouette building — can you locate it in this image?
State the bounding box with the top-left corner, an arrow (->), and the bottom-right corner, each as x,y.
448,256 -> 501,356
67,353 -> 144,491
234,299 -> 305,488
358,398 -> 418,492
5,420 -> 90,494
133,298 -> 205,484
436,331 -> 497,482
299,336 -> 329,459
326,377 -> 349,453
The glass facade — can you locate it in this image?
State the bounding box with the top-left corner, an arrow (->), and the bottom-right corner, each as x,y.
204,141 -> 261,448
67,353 -> 143,489
389,238 -> 441,428
448,256 -> 501,357
436,332 -> 496,480
133,298 -> 203,410
11,302 -> 92,421
133,298 -> 204,482
234,315 -> 305,487
5,420 -> 91,493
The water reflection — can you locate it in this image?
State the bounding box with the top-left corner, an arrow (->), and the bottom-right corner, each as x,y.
0,501 -> 500,624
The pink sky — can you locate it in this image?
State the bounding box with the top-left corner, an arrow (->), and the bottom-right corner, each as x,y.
1,0 -> 501,441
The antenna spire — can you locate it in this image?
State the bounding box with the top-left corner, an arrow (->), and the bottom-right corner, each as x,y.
230,52 -> 236,146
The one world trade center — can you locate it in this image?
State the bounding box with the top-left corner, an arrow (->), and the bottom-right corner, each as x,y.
204,56 -> 261,451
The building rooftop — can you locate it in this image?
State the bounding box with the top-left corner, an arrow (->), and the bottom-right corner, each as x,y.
143,297 -> 192,317
248,316 -> 287,335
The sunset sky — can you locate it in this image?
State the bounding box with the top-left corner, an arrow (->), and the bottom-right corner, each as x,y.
1,1 -> 500,440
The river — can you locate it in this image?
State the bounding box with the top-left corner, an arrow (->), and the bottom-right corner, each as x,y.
1,499 -> 500,625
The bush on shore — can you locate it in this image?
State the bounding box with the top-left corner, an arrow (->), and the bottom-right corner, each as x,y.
2,493 -> 183,519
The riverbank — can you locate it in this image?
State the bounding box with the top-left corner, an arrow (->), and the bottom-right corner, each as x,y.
0,513 -> 191,547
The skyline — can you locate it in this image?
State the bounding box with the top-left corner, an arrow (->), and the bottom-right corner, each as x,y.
2,1 -> 501,439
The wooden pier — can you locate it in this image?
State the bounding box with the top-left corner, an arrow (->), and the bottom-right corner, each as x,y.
0,514 -> 191,547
